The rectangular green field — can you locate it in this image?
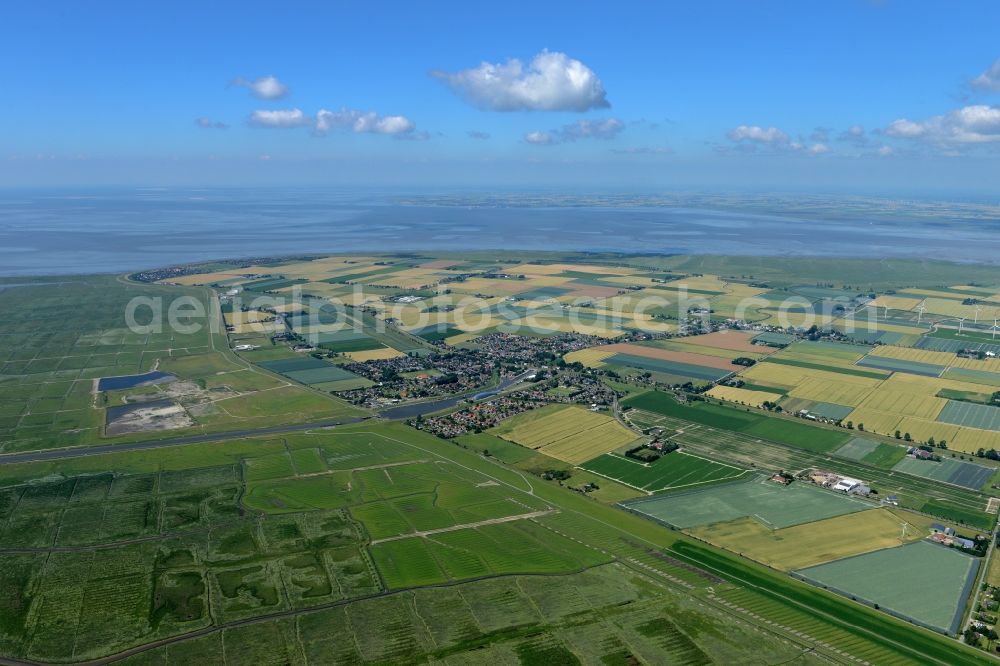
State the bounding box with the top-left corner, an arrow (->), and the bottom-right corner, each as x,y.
762,357 -> 888,380
580,451 -> 749,492
284,366 -> 359,385
891,456 -> 994,490
834,438 -> 907,467
624,477 -> 872,529
936,399 -> 1000,431
856,355 -> 946,377
740,418 -> 849,453
942,367 -> 1000,388
794,540 -> 978,635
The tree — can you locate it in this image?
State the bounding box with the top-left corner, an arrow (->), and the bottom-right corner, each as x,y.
904,432 -> 912,442
895,430 -> 901,439
858,423 -> 864,431
846,421 -> 854,430
928,436 -> 936,447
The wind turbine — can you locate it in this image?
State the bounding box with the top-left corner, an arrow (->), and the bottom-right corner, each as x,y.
993,318 -> 999,341
916,301 -> 927,325
958,318 -> 966,335
975,304 -> 983,324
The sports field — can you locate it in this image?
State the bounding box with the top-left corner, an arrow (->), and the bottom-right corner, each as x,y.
492,405 -> 638,464
795,540 -> 979,635
891,456 -> 994,490
624,478 -> 871,529
688,507 -> 934,571
579,451 -> 749,492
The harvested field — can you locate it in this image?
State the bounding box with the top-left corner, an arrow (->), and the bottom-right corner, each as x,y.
689,508 -> 933,571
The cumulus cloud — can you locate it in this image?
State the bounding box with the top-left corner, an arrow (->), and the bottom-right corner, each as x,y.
885,105 -> 1000,147
877,145 -> 894,156
971,57 -> 1000,91
195,117 -> 228,130
247,107 -> 418,137
248,108 -> 311,128
232,75 -> 289,100
524,118 -> 624,146
315,108 -> 415,135
467,130 -> 491,140
727,125 -> 789,145
432,50 -> 609,112
725,125 -> 828,155
524,131 -> 556,145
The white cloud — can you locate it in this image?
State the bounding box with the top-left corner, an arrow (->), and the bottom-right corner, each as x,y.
524,131 -> 556,145
433,50 -> 609,112
725,125 -> 828,155
524,118 -> 624,146
885,105 -> 1000,147
248,108 -> 311,128
560,118 -> 624,140
727,125 -> 789,145
195,117 -> 228,129
232,75 -> 289,100
877,145 -> 894,156
971,57 -> 1000,91
247,107 -> 418,137
315,108 -> 416,136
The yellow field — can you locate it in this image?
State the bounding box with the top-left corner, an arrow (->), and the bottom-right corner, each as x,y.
950,427 -> 1000,454
563,347 -> 615,367
868,345 -> 957,366
786,376 -> 880,406
707,385 -> 783,407
225,309 -> 283,334
858,386 -> 946,419
951,355 -> 1000,373
496,405 -> 638,464
688,508 -> 935,571
920,298 -> 1000,319
343,347 -> 404,362
892,416 -> 961,447
869,295 -> 921,311
741,363 -> 883,404
841,407 -> 902,434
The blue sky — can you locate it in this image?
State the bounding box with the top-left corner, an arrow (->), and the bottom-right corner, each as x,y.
3,1 -> 1000,193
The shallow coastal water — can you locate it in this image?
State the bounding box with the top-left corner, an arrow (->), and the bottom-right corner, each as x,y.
1,188 -> 997,276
